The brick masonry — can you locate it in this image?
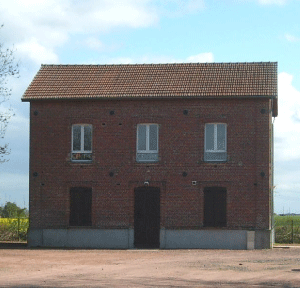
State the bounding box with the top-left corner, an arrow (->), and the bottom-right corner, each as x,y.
29,97 -> 273,232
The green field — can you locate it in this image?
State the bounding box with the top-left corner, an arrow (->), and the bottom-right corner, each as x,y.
0,218 -> 29,241
274,215 -> 300,244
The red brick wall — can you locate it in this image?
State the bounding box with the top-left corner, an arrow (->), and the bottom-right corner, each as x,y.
29,98 -> 272,230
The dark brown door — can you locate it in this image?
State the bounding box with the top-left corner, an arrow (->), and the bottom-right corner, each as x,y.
69,187 -> 92,226
134,187 -> 160,248
204,187 -> 227,227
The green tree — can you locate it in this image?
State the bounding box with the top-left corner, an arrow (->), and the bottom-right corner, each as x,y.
0,24 -> 19,162
1,202 -> 27,218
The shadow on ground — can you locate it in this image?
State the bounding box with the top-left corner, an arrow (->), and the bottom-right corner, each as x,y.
0,242 -> 27,249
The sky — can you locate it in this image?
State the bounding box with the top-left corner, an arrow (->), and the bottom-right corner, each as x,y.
0,0 -> 300,214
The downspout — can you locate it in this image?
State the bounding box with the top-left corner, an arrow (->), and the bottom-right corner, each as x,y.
271,117 -> 275,239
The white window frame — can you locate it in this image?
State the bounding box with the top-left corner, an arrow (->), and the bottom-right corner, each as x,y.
136,123 -> 159,162
205,123 -> 227,153
71,124 -> 92,161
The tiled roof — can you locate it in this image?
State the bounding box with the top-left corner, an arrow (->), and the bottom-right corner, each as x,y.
22,62 -> 277,101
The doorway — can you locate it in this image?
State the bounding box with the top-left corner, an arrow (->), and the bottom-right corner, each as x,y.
134,186 -> 160,248
203,187 -> 227,227
69,187 -> 92,227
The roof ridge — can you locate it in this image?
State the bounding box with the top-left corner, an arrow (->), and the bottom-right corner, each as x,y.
41,62 -> 277,67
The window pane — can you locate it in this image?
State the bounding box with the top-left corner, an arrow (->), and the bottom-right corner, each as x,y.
205,124 -> 214,151
137,125 -> 146,151
217,124 -> 226,151
72,125 -> 81,151
84,125 -> 92,151
149,125 -> 158,151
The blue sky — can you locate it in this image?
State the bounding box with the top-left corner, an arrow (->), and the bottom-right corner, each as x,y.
0,0 -> 300,213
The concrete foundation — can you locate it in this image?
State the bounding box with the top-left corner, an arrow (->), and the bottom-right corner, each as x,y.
28,228 -> 135,249
28,228 -> 272,249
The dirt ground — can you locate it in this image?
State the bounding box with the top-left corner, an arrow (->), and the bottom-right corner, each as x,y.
1,244 -> 300,288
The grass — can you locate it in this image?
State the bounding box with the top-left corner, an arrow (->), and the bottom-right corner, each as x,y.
274,215 -> 300,244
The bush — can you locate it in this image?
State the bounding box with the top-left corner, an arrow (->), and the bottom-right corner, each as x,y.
0,218 -> 29,241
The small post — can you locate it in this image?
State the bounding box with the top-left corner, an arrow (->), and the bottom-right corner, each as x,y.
292,220 -> 294,244
17,211 -> 20,241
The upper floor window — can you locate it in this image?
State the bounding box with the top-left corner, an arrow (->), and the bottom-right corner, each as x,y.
204,123 -> 227,162
72,124 -> 92,161
136,124 -> 159,163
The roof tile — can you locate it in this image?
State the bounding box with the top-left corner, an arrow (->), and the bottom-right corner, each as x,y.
22,62 -> 277,101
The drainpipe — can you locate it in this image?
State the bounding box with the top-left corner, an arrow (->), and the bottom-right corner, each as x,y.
271,117 -> 275,236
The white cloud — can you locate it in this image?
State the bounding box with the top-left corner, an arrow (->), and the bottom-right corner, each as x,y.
16,39 -> 59,65
186,53 -> 214,63
275,72 -> 300,162
104,52 -> 214,64
186,0 -> 206,12
0,0 -> 205,67
5,112 -> 29,138
258,0 -> 288,4
154,0 -> 205,16
0,0 -> 159,66
107,57 -> 136,64
84,37 -> 105,51
0,173 -> 29,205
284,33 -> 300,42
238,0 -> 292,7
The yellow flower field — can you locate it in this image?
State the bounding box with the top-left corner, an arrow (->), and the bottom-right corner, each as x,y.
0,218 -> 29,241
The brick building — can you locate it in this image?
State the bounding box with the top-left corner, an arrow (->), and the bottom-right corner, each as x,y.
22,62 -> 278,249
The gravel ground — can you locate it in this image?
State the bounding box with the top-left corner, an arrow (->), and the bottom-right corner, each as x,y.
0,244 -> 300,287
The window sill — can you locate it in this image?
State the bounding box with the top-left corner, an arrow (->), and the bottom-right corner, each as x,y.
136,161 -> 160,163
202,160 -> 228,164
68,226 -> 93,229
70,160 -> 93,164
202,226 -> 227,229
135,161 -> 160,165
136,153 -> 159,163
